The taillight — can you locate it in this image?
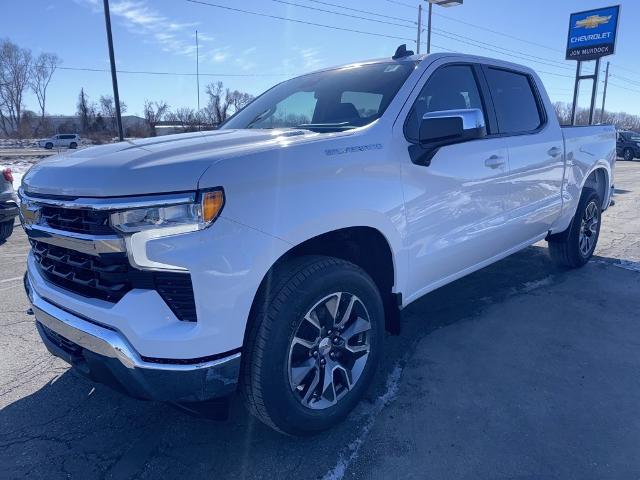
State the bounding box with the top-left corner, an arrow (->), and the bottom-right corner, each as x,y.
2,168 -> 13,183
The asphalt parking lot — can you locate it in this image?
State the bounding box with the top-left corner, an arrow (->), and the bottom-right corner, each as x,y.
1,161 -> 639,480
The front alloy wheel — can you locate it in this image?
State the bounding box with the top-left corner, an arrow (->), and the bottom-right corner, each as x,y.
288,292 -> 371,410
241,256 -> 384,435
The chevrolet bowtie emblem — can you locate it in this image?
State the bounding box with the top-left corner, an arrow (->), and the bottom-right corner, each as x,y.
575,15 -> 612,29
20,201 -> 41,227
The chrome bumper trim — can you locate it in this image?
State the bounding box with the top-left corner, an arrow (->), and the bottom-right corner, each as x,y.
25,224 -> 126,256
26,273 -> 241,401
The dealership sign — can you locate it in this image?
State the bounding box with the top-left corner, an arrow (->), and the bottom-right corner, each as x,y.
566,5 -> 620,61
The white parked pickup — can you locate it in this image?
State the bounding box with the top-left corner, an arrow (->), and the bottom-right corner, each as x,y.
20,48 -> 615,435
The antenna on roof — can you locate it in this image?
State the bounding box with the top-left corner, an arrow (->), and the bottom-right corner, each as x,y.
392,44 -> 414,60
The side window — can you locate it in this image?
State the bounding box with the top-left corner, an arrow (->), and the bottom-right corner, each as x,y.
484,68 -> 542,134
405,65 -> 486,142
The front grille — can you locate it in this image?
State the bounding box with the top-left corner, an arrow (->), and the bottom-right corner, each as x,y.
40,205 -> 115,235
31,239 -> 197,321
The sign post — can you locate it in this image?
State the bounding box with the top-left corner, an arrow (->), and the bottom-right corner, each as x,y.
566,5 -> 620,125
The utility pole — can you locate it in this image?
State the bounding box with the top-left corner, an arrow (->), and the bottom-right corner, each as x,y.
600,61 -> 610,124
426,2 -> 433,54
416,4 -> 422,54
103,0 -> 124,141
196,30 -> 201,112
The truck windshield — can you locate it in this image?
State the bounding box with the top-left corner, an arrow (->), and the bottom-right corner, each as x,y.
222,62 -> 415,132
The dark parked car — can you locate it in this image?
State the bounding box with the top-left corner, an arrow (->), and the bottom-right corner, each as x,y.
617,130 -> 640,161
0,168 -> 19,242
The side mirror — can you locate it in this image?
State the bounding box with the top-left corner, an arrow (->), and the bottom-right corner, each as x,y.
410,108 -> 487,166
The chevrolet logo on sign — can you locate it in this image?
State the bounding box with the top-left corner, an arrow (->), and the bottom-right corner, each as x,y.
566,5 -> 620,61
576,15 -> 612,29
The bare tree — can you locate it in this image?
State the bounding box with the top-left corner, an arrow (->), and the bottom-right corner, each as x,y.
202,81 -> 254,127
29,52 -> 60,134
170,107 -> 201,132
143,100 -> 169,136
99,94 -> 127,135
0,39 -> 32,137
228,90 -> 253,113
76,88 -> 96,133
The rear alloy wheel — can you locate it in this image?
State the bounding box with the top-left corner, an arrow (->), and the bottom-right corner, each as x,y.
548,187 -> 601,268
623,148 -> 634,161
241,256 -> 384,436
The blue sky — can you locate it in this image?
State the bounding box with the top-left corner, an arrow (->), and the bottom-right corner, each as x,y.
2,0 -> 639,117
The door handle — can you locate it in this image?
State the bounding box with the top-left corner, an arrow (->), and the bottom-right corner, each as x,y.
484,155 -> 505,169
548,146 -> 562,158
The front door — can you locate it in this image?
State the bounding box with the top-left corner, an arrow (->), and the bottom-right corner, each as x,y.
395,63 -> 513,302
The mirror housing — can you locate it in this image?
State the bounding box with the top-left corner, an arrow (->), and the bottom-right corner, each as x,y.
410,108 -> 487,166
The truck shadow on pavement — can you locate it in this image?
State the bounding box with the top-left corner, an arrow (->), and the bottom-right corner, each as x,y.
1,245 -> 636,480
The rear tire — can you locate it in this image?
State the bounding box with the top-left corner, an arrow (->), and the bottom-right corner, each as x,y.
69,142 -> 78,149
623,148 -> 634,161
548,187 -> 601,268
0,220 -> 14,242
241,255 -> 384,436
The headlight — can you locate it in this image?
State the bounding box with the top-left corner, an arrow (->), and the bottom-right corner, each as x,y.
110,189 -> 224,233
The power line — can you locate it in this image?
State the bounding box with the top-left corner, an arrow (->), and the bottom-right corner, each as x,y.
430,28 -> 573,71
304,0 -> 415,24
184,0 -> 412,42
271,0 -> 415,30
58,66 -> 291,77
431,12 -> 560,53
383,0 -> 416,9
608,81 -> 640,95
282,0 -> 574,72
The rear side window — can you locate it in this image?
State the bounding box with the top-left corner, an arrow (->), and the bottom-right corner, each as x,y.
485,68 -> 542,134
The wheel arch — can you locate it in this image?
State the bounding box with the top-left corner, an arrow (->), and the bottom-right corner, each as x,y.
581,165 -> 610,209
246,226 -> 401,338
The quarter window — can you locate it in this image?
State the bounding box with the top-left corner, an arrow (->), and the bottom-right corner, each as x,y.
405,65 -> 486,142
485,68 -> 542,134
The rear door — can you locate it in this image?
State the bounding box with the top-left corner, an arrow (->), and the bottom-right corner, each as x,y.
481,65 -> 564,243
396,62 -> 514,301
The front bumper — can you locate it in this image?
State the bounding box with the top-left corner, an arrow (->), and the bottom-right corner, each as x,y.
25,273 -> 241,402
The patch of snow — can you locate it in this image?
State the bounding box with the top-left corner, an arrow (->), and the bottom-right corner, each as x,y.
509,275 -> 554,295
613,260 -> 640,273
321,363 -> 404,480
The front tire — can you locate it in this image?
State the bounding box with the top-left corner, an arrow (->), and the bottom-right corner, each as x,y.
241,256 -> 384,436
45,142 -> 53,150
623,148 -> 634,161
548,187 -> 601,268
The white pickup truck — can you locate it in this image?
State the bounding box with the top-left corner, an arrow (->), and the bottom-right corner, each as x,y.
20,48 -> 615,435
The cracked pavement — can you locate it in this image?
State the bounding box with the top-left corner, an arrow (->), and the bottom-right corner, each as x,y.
1,161 -> 639,480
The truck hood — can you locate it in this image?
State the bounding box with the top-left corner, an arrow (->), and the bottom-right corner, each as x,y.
22,129 -> 322,197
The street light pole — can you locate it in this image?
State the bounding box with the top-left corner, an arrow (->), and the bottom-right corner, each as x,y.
103,0 -> 124,141
427,2 -> 433,54
416,4 -> 422,54
600,61 -> 610,124
425,0 -> 462,55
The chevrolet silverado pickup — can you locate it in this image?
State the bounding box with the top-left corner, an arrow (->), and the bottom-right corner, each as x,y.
20,48 -> 616,435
